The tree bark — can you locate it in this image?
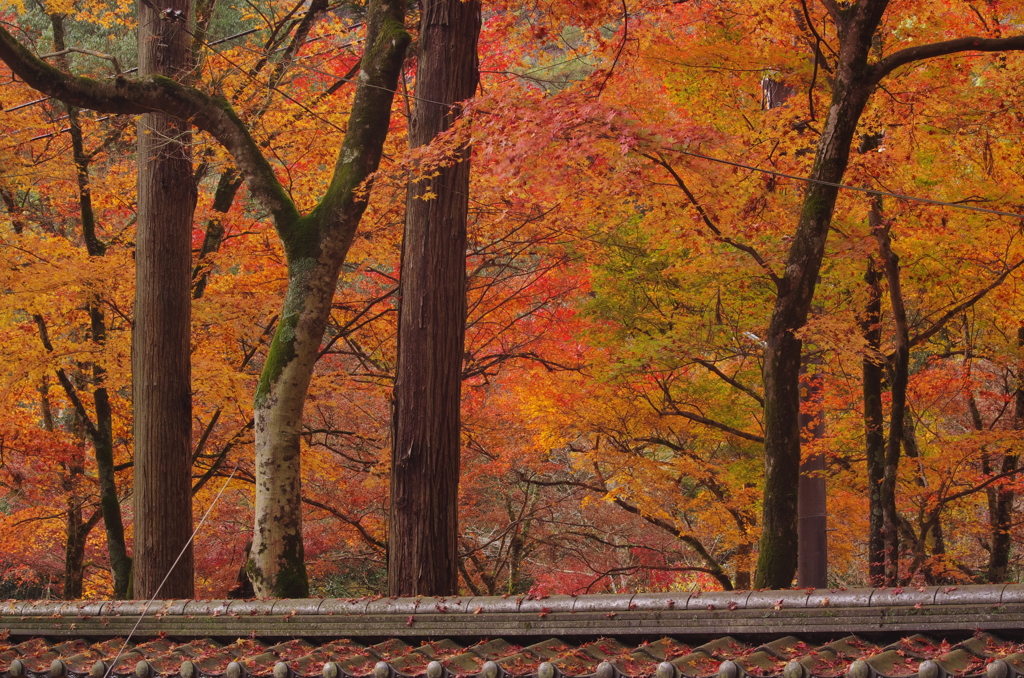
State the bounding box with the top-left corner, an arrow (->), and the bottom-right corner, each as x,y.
872,199 -> 908,586
797,352 -> 827,588
45,13 -> 132,598
389,0 -> 481,597
752,0 -> 1024,591
133,0 -> 197,600
861,257 -> 886,585
986,326 -> 1021,582
247,1 -> 410,597
755,2 -> 885,589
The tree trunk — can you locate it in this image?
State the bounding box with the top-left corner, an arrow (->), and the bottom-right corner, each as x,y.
389,0 -> 481,597
862,257 -> 886,585
873,200 -> 909,586
46,13 -> 133,598
754,2 -> 886,589
986,326 -> 1021,582
797,352 -> 827,588
247,1 -> 410,597
133,0 -> 197,600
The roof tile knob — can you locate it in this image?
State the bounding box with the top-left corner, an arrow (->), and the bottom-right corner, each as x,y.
919,661 -> 942,678
784,661 -> 808,678
848,660 -> 871,678
181,661 -> 197,678
374,661 -> 392,678
10,660 -> 25,677
323,662 -> 340,678
227,661 -> 245,678
51,659 -> 67,678
538,662 -> 558,678
92,661 -> 109,678
136,661 -> 153,678
427,662 -> 444,678
596,662 -> 616,678
989,660 -> 1011,678
719,660 -> 741,678
274,663 -> 291,678
479,661 -> 501,678
656,663 -> 677,678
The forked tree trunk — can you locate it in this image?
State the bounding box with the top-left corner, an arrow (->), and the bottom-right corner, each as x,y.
753,0 -> 1024,590
46,14 -> 133,599
755,2 -> 885,589
247,2 -> 410,597
389,0 -> 481,597
873,202 -> 909,585
133,0 -> 197,599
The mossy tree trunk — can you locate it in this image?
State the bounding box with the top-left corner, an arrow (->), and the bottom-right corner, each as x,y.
755,2 -> 881,588
389,0 -> 481,597
247,1 -> 410,598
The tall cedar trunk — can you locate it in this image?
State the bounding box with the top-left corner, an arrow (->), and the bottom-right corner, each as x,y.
389,0 -> 481,597
862,257 -> 886,585
797,353 -> 827,588
133,0 -> 197,599
248,1 -> 409,597
873,201 -> 909,585
755,3 -> 883,588
986,325 -> 1021,582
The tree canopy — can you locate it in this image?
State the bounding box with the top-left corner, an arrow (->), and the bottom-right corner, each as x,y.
2,0 -> 1024,596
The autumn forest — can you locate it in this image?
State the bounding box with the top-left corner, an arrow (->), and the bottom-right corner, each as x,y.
1,0 -> 1024,600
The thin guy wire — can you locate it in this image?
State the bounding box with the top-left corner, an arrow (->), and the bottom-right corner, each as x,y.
101,463 -> 240,678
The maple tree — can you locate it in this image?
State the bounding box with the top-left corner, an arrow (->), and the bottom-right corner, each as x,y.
5,0 -> 1024,599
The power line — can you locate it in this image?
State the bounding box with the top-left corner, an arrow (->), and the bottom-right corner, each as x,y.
4,21 -> 1021,222
671,146 -> 1024,221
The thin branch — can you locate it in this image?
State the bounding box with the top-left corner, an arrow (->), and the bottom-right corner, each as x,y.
40,47 -> 122,74
646,151 -> 782,289
691,357 -> 764,406
817,0 -> 843,26
904,258 -> 1024,353
659,406 -> 765,443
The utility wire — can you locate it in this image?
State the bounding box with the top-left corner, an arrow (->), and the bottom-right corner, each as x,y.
5,22 -> 1022,222
671,146 -> 1024,221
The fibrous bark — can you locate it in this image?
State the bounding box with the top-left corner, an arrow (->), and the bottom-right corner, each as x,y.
132,0 -> 197,600
389,0 -> 481,597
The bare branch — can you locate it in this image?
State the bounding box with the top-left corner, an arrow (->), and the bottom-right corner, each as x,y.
40,47 -> 122,75
645,151 -> 782,289
904,258 -> 1024,353
0,26 -> 299,228
691,357 -> 764,406
659,406 -> 765,443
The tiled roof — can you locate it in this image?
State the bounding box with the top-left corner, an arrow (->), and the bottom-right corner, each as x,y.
3,585 -> 1024,678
